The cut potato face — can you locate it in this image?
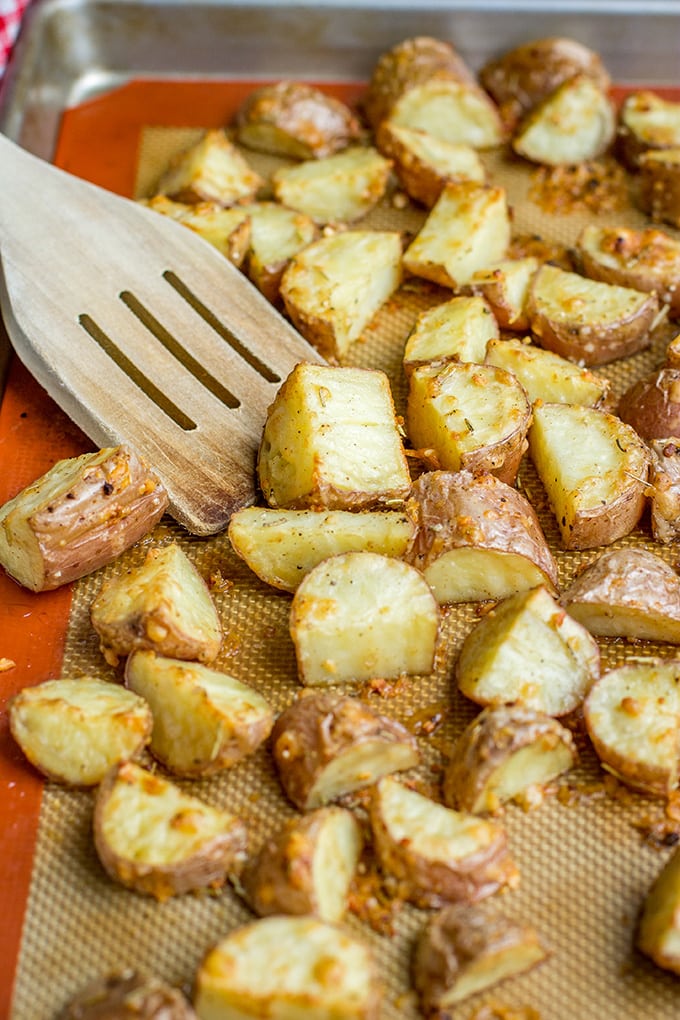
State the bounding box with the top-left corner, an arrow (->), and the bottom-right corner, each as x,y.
228,507 -> 414,593
471,257 -> 540,332
617,90 -> 680,169
638,844 -> 680,975
561,547 -> 680,644
584,659 -> 680,796
194,915 -> 381,1020
125,651 -> 274,776
388,79 -> 505,149
290,551 -> 439,686
406,360 -> 531,485
527,264 -> 660,366
271,692 -> 419,810
485,336 -> 610,408
258,363 -> 411,511
0,445 -> 168,592
156,129 -> 263,206
444,704 -> 577,814
241,806 -> 362,923
402,295 -> 499,375
403,180 -> 510,289
90,542 -> 222,667
376,122 -> 485,207
236,200 -> 319,303
413,902 -> 548,1010
272,146 -> 391,224
280,231 -> 402,360
528,402 -> 651,549
143,195 -> 251,266
93,762 -> 248,901
405,470 -> 558,604
456,586 -> 600,717
9,676 -> 152,787
512,74 -> 615,166
369,775 -> 518,908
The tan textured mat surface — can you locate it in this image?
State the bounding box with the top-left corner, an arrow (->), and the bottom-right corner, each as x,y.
10,114 -> 680,1019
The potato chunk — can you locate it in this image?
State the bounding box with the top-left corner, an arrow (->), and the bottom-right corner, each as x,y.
90,543 -> 222,667
143,195 -> 251,266
413,902 -> 548,1011
238,201 -> 319,303
194,916 -> 381,1020
403,181 -> 510,289
271,692 -> 419,811
584,659 -> 680,796
241,806 -> 362,922
485,336 -> 610,408
93,761 -> 248,901
9,677 -> 152,787
290,551 -> 439,686
617,90 -> 680,170
512,74 -> 615,166
638,844 -> 680,974
648,439 -> 680,544
528,402 -> 651,549
456,586 -> 600,717
561,548 -> 680,644
0,445 -> 168,592
272,147 -> 391,224
470,257 -> 540,332
527,264 -> 660,366
257,363 -> 411,511
235,81 -> 362,160
639,148 -> 680,229
228,507 -> 414,592
280,231 -> 402,360
156,129 -> 263,205
618,366 -> 680,440
125,651 -> 273,776
60,970 -> 197,1020
376,122 -> 485,207
402,295 -> 499,376
369,776 -> 518,908
406,360 -> 531,485
444,704 -> 577,815
405,470 -> 558,604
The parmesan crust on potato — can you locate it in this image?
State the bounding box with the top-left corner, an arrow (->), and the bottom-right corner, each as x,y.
125,651 -> 273,776
0,445 -> 168,592
9,676 -> 152,787
90,543 -> 222,667
155,129 -> 263,206
456,586 -> 600,717
271,692 -> 419,811
93,761 -> 248,901
402,295 -> 499,376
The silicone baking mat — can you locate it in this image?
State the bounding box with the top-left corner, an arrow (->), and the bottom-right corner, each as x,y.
2,78 -> 680,1019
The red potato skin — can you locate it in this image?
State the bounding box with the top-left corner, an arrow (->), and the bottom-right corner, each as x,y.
618,367 -> 680,439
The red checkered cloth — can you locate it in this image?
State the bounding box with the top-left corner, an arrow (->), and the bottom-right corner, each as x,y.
0,0 -> 30,75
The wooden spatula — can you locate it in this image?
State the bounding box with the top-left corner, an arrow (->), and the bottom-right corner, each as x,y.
0,133 -> 324,535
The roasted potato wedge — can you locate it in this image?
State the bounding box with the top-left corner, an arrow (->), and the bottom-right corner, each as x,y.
290,551 -> 439,686
480,36 -> 610,133
228,506 -> 413,592
575,224 -> 680,319
272,146 -> 391,225
406,360 -> 532,485
512,74 -> 615,166
405,470 -> 558,604
59,970 -> 197,1020
584,658 -> 680,796
0,445 -> 168,592
369,775 -> 518,908
235,80 -> 362,159
125,651 -> 273,776
639,147 -> 680,229
376,122 -> 485,207
93,761 -> 248,901
142,195 -> 251,266
155,129 -> 263,205
528,402 -> 651,549
527,264 -> 660,366
617,90 -> 680,170
485,336 -> 610,407
413,902 -> 548,1012
194,916 -> 381,1020
9,676 -> 152,787
240,806 -> 362,922
456,586 -> 600,717
444,704 -> 577,815
638,843 -> 680,975
402,295 -> 499,376
90,542 -> 222,667
258,363 -> 411,511
403,180 -> 510,289
470,257 -> 540,333
280,230 -> 402,360
618,366 -> 680,439
648,438 -> 680,543
236,200 -> 319,303
271,692 -> 419,811
561,547 -> 680,644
